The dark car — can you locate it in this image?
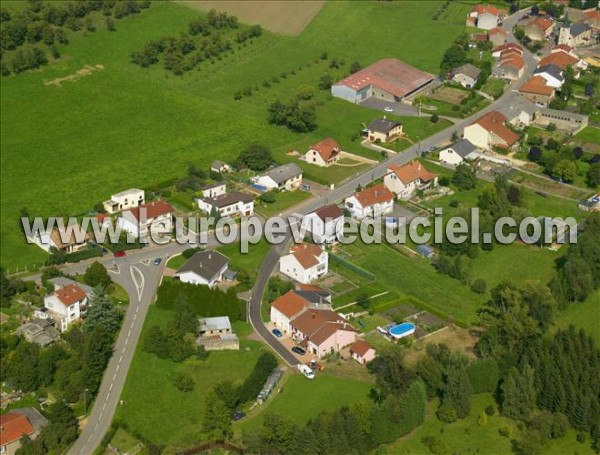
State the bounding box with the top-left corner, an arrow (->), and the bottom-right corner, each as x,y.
114,251 -> 126,258
291,346 -> 306,355
232,411 -> 246,421
153,257 -> 162,266
272,328 -> 283,337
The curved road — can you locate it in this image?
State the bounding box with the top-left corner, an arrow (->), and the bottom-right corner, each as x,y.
68,8 -> 537,453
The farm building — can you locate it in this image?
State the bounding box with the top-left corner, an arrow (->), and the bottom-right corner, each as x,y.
532,109 -> 588,133
331,58 -> 434,104
196,316 -> 239,351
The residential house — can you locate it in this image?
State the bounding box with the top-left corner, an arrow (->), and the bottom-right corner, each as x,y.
367,118 -> 403,143
16,318 -> 60,347
350,340 -> 377,364
43,283 -> 87,332
463,111 -> 520,151
439,139 -> 479,166
519,75 -> 556,107
118,201 -> 174,239
582,9 -> 600,31
450,63 -> 481,88
384,161 -> 438,200
211,160 -> 231,173
488,27 -> 507,47
279,243 -> 328,284
331,58 -> 434,104
304,138 -> 341,167
491,43 -> 523,58
493,54 -> 525,80
523,17 -> 555,41
345,184 -> 394,219
558,22 -> 593,47
197,191 -> 255,217
302,204 -> 345,244
175,250 -> 229,287
254,163 -> 303,191
532,108 -> 589,133
499,96 -> 539,127
578,193 -> 600,212
533,64 -> 565,88
270,289 -> 330,335
103,188 -> 145,214
0,408 -> 47,455
196,316 -> 239,351
466,4 -> 506,30
201,182 -> 226,198
540,47 -> 587,72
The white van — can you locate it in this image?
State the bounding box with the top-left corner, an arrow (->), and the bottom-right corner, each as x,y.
297,364 -> 315,379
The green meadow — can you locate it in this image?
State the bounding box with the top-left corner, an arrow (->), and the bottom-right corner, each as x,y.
1,0 -> 472,270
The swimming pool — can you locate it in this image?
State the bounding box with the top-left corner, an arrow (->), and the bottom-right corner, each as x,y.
251,184 -> 268,192
388,322 -> 416,339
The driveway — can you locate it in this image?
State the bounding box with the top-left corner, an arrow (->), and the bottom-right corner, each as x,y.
359,98 -> 419,116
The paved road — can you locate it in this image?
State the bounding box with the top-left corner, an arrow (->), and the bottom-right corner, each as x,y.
66,9 -> 539,453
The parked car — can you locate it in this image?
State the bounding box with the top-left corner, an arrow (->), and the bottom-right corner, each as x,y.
297,364 -> 315,379
301,183 -> 312,191
114,251 -> 126,258
232,411 -> 245,421
384,106 -> 394,113
291,346 -> 306,355
153,257 -> 162,266
272,328 -> 283,337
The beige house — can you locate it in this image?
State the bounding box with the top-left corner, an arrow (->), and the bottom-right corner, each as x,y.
523,17 -> 555,41
0,408 -> 47,455
350,340 -> 376,364
519,76 -> 556,107
103,188 -> 145,214
463,111 -> 519,151
384,161 -> 438,200
488,27 -> 507,47
367,118 -> 403,143
304,138 -> 341,167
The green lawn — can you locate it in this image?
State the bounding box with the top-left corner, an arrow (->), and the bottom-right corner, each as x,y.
556,290 -> 600,345
575,126 -> 600,144
1,0 -> 472,270
217,237 -> 271,284
480,78 -> 506,99
116,307 -> 266,446
165,254 -> 187,270
255,190 -> 312,217
234,373 -> 372,434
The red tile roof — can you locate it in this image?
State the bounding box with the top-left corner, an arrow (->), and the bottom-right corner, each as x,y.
309,138 -> 340,162
539,51 -> 578,69
488,27 -> 507,36
334,59 -> 434,99
290,243 -> 324,269
471,4 -> 505,16
492,43 -> 523,55
312,204 -> 344,221
519,76 -> 555,96
271,291 -> 310,318
552,44 -> 574,53
500,54 -> 525,70
351,339 -> 375,357
291,308 -> 343,338
0,412 -> 34,446
527,16 -> 554,31
55,283 -> 87,306
388,161 -> 437,185
310,321 -> 356,345
128,201 -> 173,221
353,184 -> 394,208
471,111 -> 519,146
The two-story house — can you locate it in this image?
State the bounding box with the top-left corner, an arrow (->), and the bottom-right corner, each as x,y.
103,188 -> 145,214
463,111 -> 520,151
279,243 -> 328,284
43,283 -> 87,332
302,204 -> 344,244
118,201 -> 174,239
345,184 -> 394,219
384,161 -> 438,200
304,138 -> 341,167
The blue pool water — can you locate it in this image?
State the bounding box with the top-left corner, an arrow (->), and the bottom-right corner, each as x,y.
251,184 -> 268,192
388,322 -> 416,339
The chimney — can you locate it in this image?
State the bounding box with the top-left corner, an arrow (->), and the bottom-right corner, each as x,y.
208,253 -> 212,260
199,262 -> 203,268
311,312 -> 316,318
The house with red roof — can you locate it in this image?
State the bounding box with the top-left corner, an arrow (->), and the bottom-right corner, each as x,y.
118,200 -> 174,240
331,58 -> 434,104
541,47 -> 587,71
488,27 -> 507,47
270,288 -> 332,335
384,161 -> 438,200
0,408 -> 47,455
523,16 -> 555,41
466,4 -> 507,30
519,76 -> 556,107
279,243 -> 328,284
304,138 -> 341,167
463,111 -> 520,151
350,340 -> 377,364
491,43 -> 523,58
43,283 -> 88,332
344,183 -> 394,219
302,204 -> 344,244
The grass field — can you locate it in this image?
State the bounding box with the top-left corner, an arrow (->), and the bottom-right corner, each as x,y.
116,307 -> 266,445
556,290 -> 600,344
1,0 -> 472,270
234,373 -> 372,434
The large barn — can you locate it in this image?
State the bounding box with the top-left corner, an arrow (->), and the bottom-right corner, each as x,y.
331,58 -> 434,104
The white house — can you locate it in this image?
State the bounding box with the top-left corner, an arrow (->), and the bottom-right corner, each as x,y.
211,160 -> 231,173
118,201 -> 174,239
254,163 -> 303,191
533,64 -> 565,88
43,284 -> 87,332
302,204 -> 344,244
345,184 -> 394,219
450,63 -> 481,88
279,243 -> 328,284
175,250 -> 229,287
270,290 -> 312,335
384,161 -> 438,200
304,138 -> 341,167
197,192 -> 254,217
463,111 -> 519,151
103,188 -> 145,214
466,5 -> 506,30
201,182 -> 226,198
439,139 -> 479,166
31,226 -> 89,254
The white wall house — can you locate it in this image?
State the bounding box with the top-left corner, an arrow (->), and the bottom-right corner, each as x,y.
201,183 -> 226,198
175,251 -> 229,287
345,184 -> 394,219
197,192 -> 254,218
254,163 -> 303,191
103,188 -> 145,214
439,139 -> 479,166
118,201 -> 174,240
384,161 -> 438,200
280,243 -> 328,284
302,204 -> 344,244
304,138 -> 341,167
533,64 -> 564,88
43,284 -> 87,332
463,111 -> 519,151
270,290 -> 311,335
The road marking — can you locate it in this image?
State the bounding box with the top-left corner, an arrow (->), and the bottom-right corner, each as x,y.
133,313 -> 137,321
119,355 -> 123,363
130,265 -> 145,300
128,328 -> 132,337
116,364 -> 120,372
109,383 -> 113,392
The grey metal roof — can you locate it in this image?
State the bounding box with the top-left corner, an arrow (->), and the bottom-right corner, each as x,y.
49,277 -> 93,295
499,96 -> 539,121
267,163 -> 303,184
200,191 -> 254,209
537,108 -> 588,122
446,139 -> 478,158
211,160 -> 227,168
294,290 -> 332,305
534,64 -> 564,82
570,22 -> 590,37
176,250 -> 229,282
451,63 -> 481,80
368,118 -> 402,134
198,316 -> 232,332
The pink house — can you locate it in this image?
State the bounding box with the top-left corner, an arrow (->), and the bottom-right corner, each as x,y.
350,340 -> 377,364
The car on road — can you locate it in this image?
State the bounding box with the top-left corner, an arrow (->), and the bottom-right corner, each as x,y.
291,346 -> 306,355
153,257 -> 162,266
114,251 -> 126,258
272,328 -> 283,337
384,106 -> 394,113
232,411 -> 246,421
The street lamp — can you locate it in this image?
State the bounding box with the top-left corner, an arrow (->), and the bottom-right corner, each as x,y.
416,135 -> 421,157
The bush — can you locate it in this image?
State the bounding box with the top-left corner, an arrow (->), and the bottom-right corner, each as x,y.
477,412 -> 488,426
449,199 -> 459,208
498,426 -> 510,438
485,405 -> 495,416
259,191 -> 276,204
172,372 -> 195,392
430,113 -> 439,123
438,176 -> 450,187
436,401 -> 458,423
421,435 -> 448,454
470,278 -> 487,295
577,432 -> 586,444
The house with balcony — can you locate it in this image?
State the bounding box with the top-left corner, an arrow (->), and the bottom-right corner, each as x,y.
279,243 -> 328,284
384,161 -> 438,200
103,188 -> 145,214
43,283 -> 88,332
